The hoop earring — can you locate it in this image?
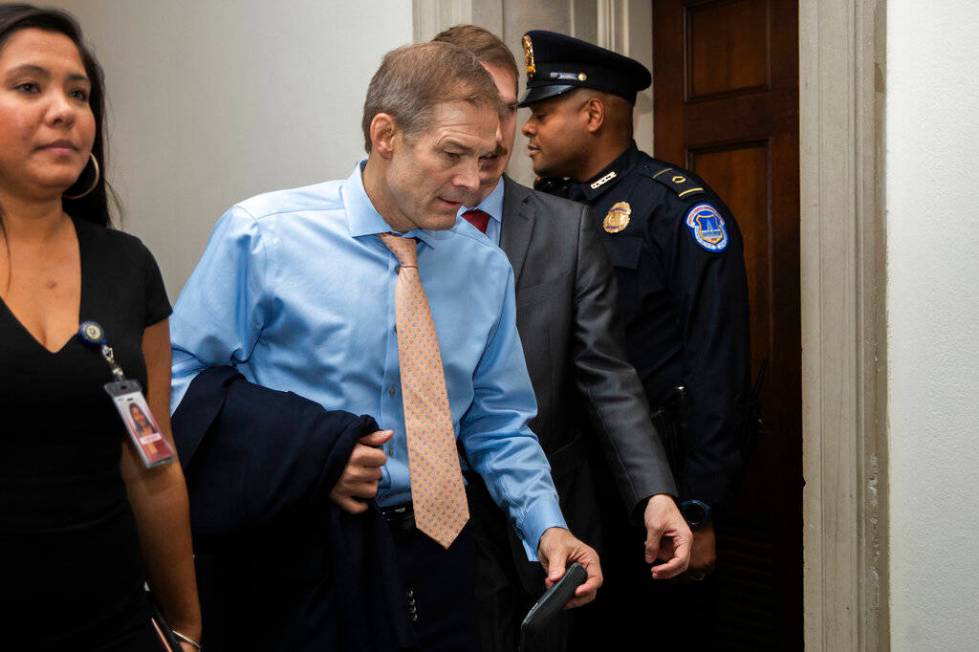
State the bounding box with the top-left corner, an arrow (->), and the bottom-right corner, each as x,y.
63,153 -> 100,200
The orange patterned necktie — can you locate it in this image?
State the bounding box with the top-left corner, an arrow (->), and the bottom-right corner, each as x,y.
380,233 -> 469,549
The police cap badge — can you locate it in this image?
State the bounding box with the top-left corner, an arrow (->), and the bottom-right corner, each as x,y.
522,34 -> 536,77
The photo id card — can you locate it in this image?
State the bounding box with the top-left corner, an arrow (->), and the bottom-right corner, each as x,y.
104,380 -> 175,468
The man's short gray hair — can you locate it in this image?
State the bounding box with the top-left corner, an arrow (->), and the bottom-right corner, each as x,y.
362,41 -> 501,152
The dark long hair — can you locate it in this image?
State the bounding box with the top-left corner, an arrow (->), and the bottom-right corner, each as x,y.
0,4 -> 114,228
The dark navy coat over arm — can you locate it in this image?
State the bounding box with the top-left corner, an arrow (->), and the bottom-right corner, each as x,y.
171,366 -> 413,652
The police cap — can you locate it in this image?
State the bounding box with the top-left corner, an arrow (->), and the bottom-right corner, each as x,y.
518,30 -> 651,108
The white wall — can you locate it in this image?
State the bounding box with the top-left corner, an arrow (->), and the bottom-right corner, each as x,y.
887,2 -> 979,649
51,0 -> 413,298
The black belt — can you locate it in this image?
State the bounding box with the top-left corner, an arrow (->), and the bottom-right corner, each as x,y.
380,502 -> 416,533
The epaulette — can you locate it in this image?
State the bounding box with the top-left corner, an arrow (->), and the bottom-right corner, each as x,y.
643,164 -> 705,199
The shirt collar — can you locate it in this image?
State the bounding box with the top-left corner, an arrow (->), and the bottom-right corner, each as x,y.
569,141 -> 641,202
459,178 -> 505,225
341,160 -> 437,249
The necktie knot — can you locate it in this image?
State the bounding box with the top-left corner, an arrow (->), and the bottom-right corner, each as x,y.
462,209 -> 490,234
379,232 -> 419,268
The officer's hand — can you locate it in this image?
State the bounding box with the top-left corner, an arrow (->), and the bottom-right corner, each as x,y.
643,494 -> 693,580
329,430 -> 392,514
685,523 -> 717,581
537,527 -> 603,608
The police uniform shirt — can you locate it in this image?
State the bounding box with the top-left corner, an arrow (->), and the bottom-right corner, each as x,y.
551,141 -> 751,510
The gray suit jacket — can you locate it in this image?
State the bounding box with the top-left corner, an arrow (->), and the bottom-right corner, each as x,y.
498,176 -> 675,533
468,177 -> 677,652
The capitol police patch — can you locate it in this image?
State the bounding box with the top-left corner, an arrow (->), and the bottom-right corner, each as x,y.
685,203 -> 728,252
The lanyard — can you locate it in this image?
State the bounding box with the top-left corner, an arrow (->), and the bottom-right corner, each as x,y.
78,320 -> 175,468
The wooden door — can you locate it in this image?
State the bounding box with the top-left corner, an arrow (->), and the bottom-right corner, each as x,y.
653,0 -> 802,648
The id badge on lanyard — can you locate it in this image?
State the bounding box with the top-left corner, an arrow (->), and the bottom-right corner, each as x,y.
78,320 -> 175,469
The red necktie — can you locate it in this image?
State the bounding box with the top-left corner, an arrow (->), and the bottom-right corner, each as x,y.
462,209 -> 490,234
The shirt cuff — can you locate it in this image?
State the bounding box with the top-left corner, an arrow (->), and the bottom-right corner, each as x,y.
515,498 -> 568,562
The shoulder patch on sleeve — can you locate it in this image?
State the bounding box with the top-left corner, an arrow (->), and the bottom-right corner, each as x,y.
685,203 -> 728,252
645,165 -> 706,199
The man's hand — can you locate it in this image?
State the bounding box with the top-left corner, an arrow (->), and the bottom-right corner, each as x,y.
643,494 -> 693,580
537,527 -> 603,608
329,430 -> 393,514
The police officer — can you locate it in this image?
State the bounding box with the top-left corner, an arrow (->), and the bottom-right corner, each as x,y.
518,30 -> 752,647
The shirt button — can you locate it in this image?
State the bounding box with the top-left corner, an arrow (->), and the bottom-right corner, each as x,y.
388,387 -> 396,396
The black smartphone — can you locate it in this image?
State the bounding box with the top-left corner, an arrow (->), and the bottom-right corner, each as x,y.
520,562 -> 588,636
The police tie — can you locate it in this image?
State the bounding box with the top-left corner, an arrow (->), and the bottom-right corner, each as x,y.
462,209 -> 490,234
380,233 -> 469,549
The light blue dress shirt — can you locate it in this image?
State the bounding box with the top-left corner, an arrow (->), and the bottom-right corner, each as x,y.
458,178 -> 504,245
170,163 -> 566,558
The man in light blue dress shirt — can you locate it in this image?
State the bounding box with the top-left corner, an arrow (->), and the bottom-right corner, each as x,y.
169,42 -> 600,650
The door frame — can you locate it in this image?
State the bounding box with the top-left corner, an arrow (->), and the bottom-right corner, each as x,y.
798,0 -> 889,649
413,1 -> 891,648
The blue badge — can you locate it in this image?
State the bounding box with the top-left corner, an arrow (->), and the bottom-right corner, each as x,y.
685,203 -> 728,252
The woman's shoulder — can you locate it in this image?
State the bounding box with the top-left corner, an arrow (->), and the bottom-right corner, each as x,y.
73,217 -> 172,325
73,217 -> 155,264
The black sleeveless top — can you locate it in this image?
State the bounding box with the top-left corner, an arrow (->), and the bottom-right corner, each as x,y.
0,217 -> 172,646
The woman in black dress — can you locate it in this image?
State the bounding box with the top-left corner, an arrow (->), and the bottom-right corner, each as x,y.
0,5 -> 201,650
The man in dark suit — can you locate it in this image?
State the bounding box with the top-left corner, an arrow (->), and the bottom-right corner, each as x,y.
433,26 -> 693,652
